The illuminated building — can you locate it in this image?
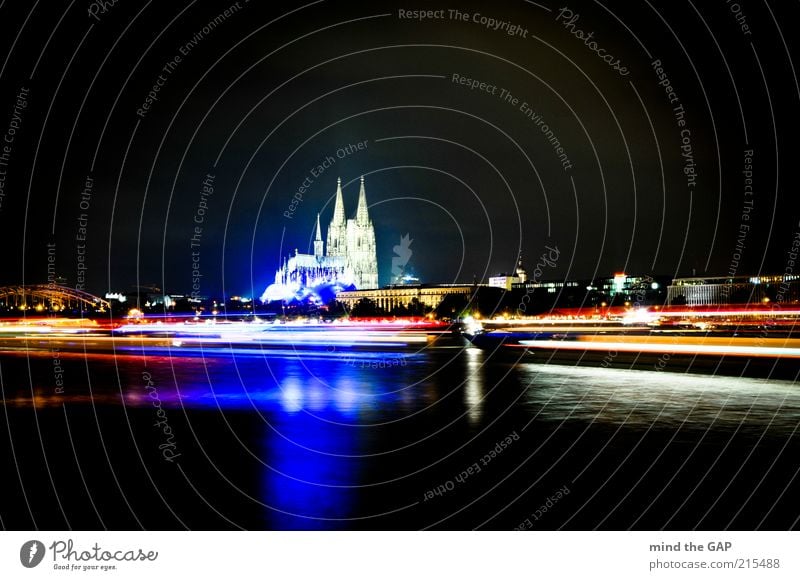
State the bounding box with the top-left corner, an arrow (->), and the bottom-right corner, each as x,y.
513,273 -> 667,306
515,254 -> 528,283
489,255 -> 526,289
667,274 -> 800,306
262,177 -> 379,303
336,284 -> 477,311
488,275 -> 520,290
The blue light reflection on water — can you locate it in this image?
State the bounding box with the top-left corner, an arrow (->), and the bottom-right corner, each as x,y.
125,349 -> 418,414
13,340 -> 800,528
127,352 -> 800,529
262,407 -> 363,529
154,350 -> 426,529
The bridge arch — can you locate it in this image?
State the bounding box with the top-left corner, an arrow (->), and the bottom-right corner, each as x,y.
0,284 -> 110,311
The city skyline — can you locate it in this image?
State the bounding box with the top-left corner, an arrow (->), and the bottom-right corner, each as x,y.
2,2 -> 798,299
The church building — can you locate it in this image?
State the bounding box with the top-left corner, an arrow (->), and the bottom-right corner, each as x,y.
262,176 -> 379,302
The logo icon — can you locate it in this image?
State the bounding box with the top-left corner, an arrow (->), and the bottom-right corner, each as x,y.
392,233 -> 413,280
20,540 -> 45,568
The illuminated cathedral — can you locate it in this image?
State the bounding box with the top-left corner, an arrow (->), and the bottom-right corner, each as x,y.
261,176 -> 379,303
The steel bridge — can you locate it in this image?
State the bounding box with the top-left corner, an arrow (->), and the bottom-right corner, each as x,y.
0,284 -> 110,311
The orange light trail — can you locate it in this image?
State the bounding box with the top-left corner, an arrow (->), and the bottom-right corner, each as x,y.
517,334 -> 800,358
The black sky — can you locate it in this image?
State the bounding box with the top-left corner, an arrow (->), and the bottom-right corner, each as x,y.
0,0 -> 798,298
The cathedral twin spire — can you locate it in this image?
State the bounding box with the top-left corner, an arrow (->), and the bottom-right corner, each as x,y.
326,177 -> 347,257
331,177 -> 346,226
331,176 -> 369,225
314,213 -> 324,258
267,176 -> 379,298
356,175 -> 370,226
319,176 -> 379,289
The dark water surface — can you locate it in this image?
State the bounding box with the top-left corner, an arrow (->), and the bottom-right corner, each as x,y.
2,339 -> 799,530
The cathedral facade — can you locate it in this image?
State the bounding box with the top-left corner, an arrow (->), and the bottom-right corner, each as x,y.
263,177 -> 378,303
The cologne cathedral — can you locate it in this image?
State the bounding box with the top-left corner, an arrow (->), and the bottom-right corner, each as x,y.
261,176 -> 379,303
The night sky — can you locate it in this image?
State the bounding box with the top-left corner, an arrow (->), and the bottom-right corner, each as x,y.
0,0 -> 798,298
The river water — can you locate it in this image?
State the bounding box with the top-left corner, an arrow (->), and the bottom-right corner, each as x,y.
1,337 -> 798,530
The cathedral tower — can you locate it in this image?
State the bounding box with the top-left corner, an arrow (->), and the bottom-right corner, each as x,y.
314,214 -> 324,258
326,178 -> 347,257
344,176 -> 379,289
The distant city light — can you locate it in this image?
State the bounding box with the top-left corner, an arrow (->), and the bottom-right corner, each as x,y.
613,273 -> 626,294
